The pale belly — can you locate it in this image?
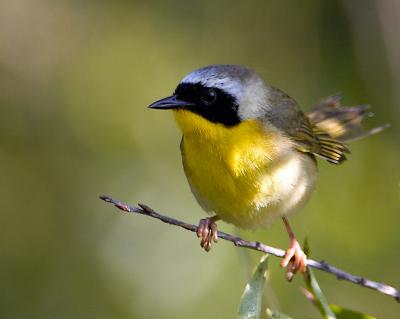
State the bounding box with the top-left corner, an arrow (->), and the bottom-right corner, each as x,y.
181,137 -> 318,229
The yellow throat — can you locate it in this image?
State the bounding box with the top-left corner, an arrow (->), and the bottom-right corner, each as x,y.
173,109 -> 296,228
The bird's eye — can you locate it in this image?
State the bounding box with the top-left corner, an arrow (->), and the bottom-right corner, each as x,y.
201,89 -> 217,105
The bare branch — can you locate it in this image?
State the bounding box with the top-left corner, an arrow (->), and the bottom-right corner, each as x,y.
99,195 -> 400,303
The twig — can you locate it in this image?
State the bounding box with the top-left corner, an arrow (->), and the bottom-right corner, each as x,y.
99,195 -> 400,303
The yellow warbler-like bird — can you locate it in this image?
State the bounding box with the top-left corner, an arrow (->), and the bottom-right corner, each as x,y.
149,65 -> 386,274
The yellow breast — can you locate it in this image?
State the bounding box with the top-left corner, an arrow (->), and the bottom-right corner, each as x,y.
174,110 -> 317,229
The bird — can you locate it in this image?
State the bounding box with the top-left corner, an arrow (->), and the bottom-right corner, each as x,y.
148,64 -> 387,276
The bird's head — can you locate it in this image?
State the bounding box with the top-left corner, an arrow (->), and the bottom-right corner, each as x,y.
149,65 -> 272,132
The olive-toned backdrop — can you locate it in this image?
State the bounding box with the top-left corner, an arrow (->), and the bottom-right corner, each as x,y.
1,1 -> 399,318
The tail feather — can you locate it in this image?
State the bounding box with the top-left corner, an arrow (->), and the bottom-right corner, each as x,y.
307,95 -> 388,143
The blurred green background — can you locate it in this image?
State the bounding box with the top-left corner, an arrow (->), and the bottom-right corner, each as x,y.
1,0 -> 399,318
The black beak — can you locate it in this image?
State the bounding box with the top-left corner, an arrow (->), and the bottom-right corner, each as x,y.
148,95 -> 194,110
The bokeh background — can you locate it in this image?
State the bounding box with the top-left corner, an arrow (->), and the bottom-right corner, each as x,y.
1,1 -> 399,318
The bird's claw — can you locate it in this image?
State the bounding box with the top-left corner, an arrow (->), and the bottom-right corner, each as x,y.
280,239 -> 307,280
196,217 -> 218,252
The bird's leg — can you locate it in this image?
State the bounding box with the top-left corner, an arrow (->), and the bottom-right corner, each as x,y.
196,216 -> 220,252
280,216 -> 307,280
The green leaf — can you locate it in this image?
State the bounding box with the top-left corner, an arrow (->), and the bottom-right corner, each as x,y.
304,268 -> 337,319
330,304 -> 377,319
301,242 -> 375,319
266,308 -> 293,319
303,237 -> 311,257
302,239 -> 337,319
237,254 -> 269,319
303,267 -> 337,319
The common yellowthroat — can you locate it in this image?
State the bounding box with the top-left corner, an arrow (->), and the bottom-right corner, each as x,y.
149,64 -> 386,274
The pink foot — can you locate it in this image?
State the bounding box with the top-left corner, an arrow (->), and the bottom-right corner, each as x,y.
280,239 -> 307,280
196,217 -> 219,252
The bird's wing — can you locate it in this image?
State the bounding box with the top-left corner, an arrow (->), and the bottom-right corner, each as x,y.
291,115 -> 349,164
267,87 -> 349,164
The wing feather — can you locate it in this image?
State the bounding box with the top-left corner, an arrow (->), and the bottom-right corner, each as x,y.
267,88 -> 349,165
